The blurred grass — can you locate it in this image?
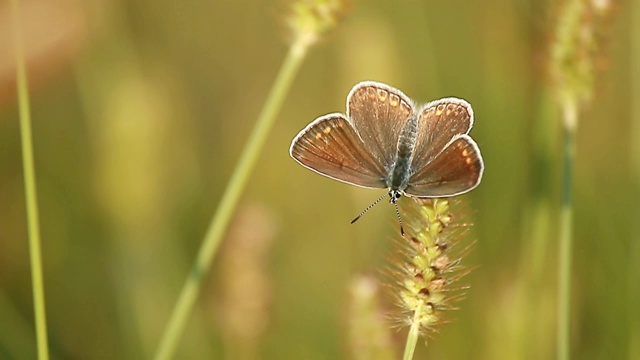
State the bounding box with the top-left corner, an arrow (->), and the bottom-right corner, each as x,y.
9,0 -> 50,358
0,0 -> 634,359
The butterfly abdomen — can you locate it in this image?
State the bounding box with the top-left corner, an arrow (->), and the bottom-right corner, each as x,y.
388,116 -> 419,191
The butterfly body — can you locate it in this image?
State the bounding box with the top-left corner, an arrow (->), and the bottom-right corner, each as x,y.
388,113 -> 419,197
290,81 -> 484,210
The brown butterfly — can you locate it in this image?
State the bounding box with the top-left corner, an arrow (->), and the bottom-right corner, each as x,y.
290,81 -> 483,233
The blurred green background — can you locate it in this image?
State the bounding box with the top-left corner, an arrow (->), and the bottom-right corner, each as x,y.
0,0 -> 637,359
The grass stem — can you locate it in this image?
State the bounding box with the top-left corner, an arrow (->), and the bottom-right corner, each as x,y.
153,38 -> 311,360
11,0 -> 50,358
402,309 -> 421,360
557,98 -> 577,360
629,1 -> 640,357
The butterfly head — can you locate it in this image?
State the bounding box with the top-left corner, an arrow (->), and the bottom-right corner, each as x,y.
349,189 -> 406,236
389,189 -> 403,204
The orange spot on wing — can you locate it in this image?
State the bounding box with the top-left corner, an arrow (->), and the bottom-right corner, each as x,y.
376,89 -> 388,102
389,94 -> 400,107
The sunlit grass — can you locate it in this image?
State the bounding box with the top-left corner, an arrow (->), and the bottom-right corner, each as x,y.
153,1 -> 347,359
394,199 -> 472,359
549,1 -> 614,358
10,0 -> 50,358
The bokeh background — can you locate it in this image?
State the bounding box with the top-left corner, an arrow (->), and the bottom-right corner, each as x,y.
0,0 -> 637,359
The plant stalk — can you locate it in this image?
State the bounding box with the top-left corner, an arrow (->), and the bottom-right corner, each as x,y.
11,0 -> 50,359
557,98 -> 577,360
153,39 -> 311,360
402,308 -> 421,360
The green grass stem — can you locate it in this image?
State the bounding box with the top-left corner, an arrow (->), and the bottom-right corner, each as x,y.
11,0 -> 50,359
153,38 -> 311,360
557,99 -> 577,360
629,0 -> 640,357
402,310 -> 420,360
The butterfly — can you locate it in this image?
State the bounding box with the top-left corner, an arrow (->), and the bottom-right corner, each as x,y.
289,81 -> 484,233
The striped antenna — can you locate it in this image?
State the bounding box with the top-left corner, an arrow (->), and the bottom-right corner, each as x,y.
350,192 -> 387,224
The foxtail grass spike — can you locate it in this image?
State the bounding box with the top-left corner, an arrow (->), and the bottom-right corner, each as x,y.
391,199 -> 472,359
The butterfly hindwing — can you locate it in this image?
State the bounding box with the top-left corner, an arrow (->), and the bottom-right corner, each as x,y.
405,134 -> 484,197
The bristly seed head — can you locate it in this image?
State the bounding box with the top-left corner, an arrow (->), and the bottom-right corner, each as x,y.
287,0 -> 348,47
550,0 -> 616,125
389,198 -> 473,338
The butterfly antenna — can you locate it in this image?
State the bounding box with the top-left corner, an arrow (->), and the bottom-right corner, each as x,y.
394,201 -> 405,236
351,192 -> 387,224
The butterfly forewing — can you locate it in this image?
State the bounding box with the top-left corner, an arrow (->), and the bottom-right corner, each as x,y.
290,114 -> 388,189
405,134 -> 483,197
410,98 -> 474,173
347,82 -> 415,169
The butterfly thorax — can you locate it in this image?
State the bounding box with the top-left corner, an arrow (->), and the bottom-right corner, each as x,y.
387,115 -> 419,196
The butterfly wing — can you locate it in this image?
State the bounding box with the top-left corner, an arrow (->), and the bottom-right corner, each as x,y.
405,134 -> 483,197
405,98 -> 483,197
346,81 -> 415,169
290,114 -> 388,189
